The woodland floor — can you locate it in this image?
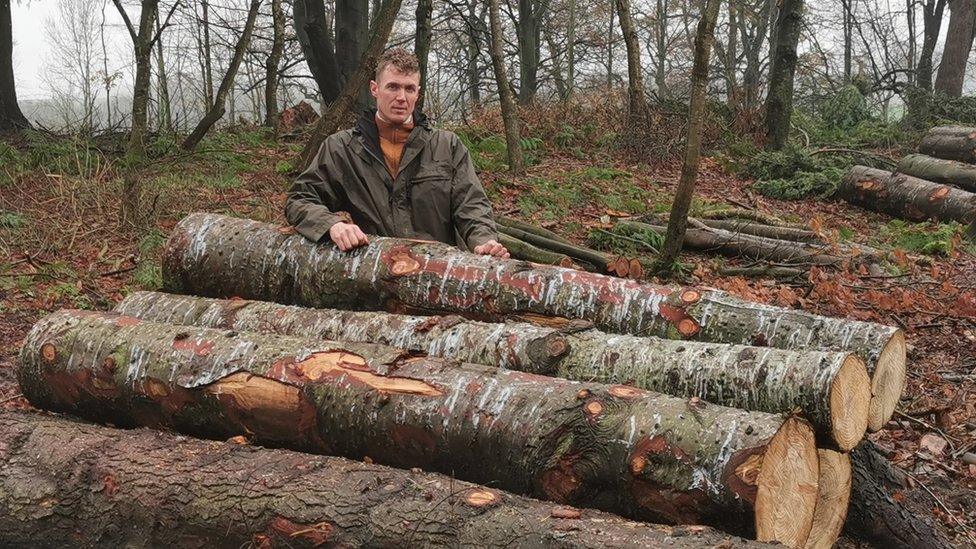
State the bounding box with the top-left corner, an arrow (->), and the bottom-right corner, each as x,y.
1,127 -> 974,546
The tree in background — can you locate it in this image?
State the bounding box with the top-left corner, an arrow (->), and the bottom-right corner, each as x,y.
0,0 -> 29,131
488,0 -> 525,173
934,0 -> 976,97
764,0 -> 803,150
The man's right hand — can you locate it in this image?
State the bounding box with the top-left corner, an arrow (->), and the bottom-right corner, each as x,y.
329,222 -> 370,251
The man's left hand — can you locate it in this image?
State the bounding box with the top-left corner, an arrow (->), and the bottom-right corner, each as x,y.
473,239 -> 510,259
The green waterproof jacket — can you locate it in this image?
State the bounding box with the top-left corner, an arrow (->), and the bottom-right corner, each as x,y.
285,109 -> 498,250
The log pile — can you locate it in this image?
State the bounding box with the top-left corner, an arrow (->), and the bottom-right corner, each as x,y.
839,166 -> 976,226
14,211 -> 931,548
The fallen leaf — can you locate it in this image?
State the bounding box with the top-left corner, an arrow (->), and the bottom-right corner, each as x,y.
919,433 -> 947,456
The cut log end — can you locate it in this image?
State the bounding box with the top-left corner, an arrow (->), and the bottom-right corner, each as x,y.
828,355 -> 871,451
867,330 -> 907,432
803,449 -> 852,549
464,489 -> 500,507
754,416 -> 819,548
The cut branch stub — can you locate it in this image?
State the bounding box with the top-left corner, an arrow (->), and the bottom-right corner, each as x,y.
20,310 -> 820,546
116,291 -> 871,450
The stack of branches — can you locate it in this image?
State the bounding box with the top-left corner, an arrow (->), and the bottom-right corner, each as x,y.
12,212 -> 954,549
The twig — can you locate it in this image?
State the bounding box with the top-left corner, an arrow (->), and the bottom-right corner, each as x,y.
904,471 -> 976,546
0,393 -> 23,404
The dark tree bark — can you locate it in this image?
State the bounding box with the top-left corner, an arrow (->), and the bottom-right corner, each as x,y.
264,0 -> 285,128
934,0 -> 976,97
293,0 -> 340,103
20,309 -> 821,546
0,0 -> 29,132
336,0 -> 369,108
113,0 -> 161,159
615,0 -> 649,129
488,0 -> 525,173
656,0 -> 722,269
299,0 -> 403,168
415,0 -> 433,109
839,165 -> 976,225
182,0 -> 261,151
517,0 -> 541,104
465,0 -> 484,104
153,14 -> 172,133
160,212 -> 906,435
764,0 -> 803,150
0,411 -> 776,549
918,0 -> 949,90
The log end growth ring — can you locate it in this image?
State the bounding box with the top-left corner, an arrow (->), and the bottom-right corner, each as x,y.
753,416 -> 818,548
802,449 -> 852,549
828,355 -> 871,452
867,330 -> 907,432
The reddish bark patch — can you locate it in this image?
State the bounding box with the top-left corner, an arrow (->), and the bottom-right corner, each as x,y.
722,445 -> 767,505
102,474 -> 118,497
608,385 -> 645,399
657,304 -> 701,338
114,315 -> 142,327
385,246 -> 422,276
630,478 -> 710,524
171,337 -> 215,356
41,367 -> 120,404
680,289 -> 702,304
550,507 -> 582,519
138,378 -> 197,414
277,225 -> 297,235
628,435 -> 691,478
265,515 -> 334,546
40,343 -> 57,363
677,318 -> 701,337
541,453 -> 582,503
388,424 -> 438,463
271,351 -> 444,396
465,489 -> 501,507
545,336 -> 569,358
929,186 -> 950,202
583,400 -> 603,417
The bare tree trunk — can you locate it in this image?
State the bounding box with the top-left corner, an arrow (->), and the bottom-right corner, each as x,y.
415,0 -> 433,109
100,0 -> 113,128
908,0 -> 917,84
263,0 -> 285,129
336,0 -> 369,108
182,0 -> 261,151
0,0 -> 29,132
615,0 -> 649,129
764,0 -> 803,150
918,0 -> 948,90
606,5 -> 615,88
154,14 -> 172,134
294,0 -> 341,103
488,0 -> 525,173
517,0 -> 540,104
655,0 -> 722,270
299,0 -> 404,167
934,0 -> 976,97
842,0 -> 853,83
565,0 -> 578,99
654,0 -> 668,98
201,1 -> 214,110
465,0 -> 482,104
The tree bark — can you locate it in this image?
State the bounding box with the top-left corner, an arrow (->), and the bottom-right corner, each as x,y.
20,310 -> 820,546
488,0 -> 525,173
839,165 -> 976,225
497,225 -> 619,273
898,153 -> 976,192
336,0 -> 369,109
182,0 -> 261,151
0,0 -> 30,132
161,213 -> 906,433
615,0 -> 650,130
764,0 -> 803,150
116,291 -> 871,451
844,440 -> 954,549
0,411 -> 776,549
113,0 -> 158,160
656,0 -> 722,269
415,0 -> 433,109
153,14 -> 172,134
934,0 -> 976,97
264,0 -> 285,129
299,0 -> 403,169
517,0 -> 540,104
919,125 -> 976,163
917,0 -> 948,90
293,0 -> 340,103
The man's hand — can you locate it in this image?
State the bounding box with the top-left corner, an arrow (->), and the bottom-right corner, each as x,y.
473,239 -> 510,259
329,222 -> 369,251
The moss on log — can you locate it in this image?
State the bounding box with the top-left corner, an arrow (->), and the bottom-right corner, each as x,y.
116,291 -> 870,450
160,213 -> 905,432
898,153 -> 976,192
498,233 -> 575,267
839,166 -> 976,225
19,310 -> 821,546
0,411 -> 778,548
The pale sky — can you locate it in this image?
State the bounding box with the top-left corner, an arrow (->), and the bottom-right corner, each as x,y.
12,1 -> 132,101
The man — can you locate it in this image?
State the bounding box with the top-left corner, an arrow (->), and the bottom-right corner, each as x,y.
286,48 -> 509,258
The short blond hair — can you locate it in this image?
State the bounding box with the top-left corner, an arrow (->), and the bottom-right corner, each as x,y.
375,47 -> 420,80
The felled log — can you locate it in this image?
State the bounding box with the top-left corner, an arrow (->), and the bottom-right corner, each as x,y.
497,215 -> 575,245
20,310 -> 822,547
497,233 -> 574,267
844,440 -> 954,549
897,153 -> 976,193
839,166 -> 976,225
641,213 -> 823,243
615,220 -> 863,267
804,449 -> 851,549
497,225 -> 618,275
918,125 -> 976,163
116,291 -> 871,450
0,411 -> 776,549
161,213 -> 906,432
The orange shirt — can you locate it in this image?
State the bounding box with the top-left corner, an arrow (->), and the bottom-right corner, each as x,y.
375,114 -> 414,178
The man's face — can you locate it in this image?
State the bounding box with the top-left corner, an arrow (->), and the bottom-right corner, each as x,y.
370,66 -> 420,125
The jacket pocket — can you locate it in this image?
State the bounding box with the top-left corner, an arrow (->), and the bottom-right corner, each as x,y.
409,162 -> 452,229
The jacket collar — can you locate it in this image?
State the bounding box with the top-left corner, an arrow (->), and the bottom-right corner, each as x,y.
353,108 -> 431,178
